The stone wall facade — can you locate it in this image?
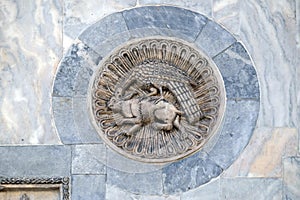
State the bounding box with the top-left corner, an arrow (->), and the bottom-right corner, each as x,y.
0,0 -> 299,199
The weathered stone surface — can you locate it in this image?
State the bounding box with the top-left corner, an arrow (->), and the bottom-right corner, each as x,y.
163,152 -> 222,194
107,167 -> 163,195
72,144 -> 106,174
213,42 -> 259,99
52,97 -> 81,144
78,12 -> 130,57
71,175 -> 106,200
122,6 -> 208,42
63,0 -> 136,40
73,67 -> 93,97
181,178 -> 220,200
72,97 -> 102,143
106,147 -> 164,174
53,42 -> 101,97
208,99 -> 259,169
139,0 -> 212,17
239,0 -> 297,127
195,20 -> 236,57
283,157 -> 300,199
221,178 -> 282,200
106,184 -> 180,200
0,146 -> 71,177
213,0 -> 240,34
223,128 -> 298,177
0,0 -> 63,144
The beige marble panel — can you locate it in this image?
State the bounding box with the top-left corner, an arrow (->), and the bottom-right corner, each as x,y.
0,0 -> 62,144
223,128 -> 298,177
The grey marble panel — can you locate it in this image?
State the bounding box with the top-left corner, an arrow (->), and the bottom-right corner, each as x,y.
64,0 -> 136,39
88,31 -> 131,58
73,67 -> 93,97
71,175 -> 106,200
162,152 -> 222,194
107,167 -> 163,195
0,145 -> 71,177
53,42 -> 101,97
195,20 -> 236,57
52,97 -> 81,144
122,6 -> 208,42
72,97 -> 102,143
78,12 -> 130,57
0,0 -> 63,144
208,99 -> 259,169
213,0 -> 240,35
239,0 -> 297,127
181,178 -> 220,200
139,0 -> 212,17
72,144 -> 106,174
221,178 -> 282,200
283,157 -> 300,199
213,42 -> 259,99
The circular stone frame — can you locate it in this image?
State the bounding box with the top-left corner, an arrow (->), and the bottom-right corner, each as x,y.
89,37 -> 226,163
52,6 -> 260,194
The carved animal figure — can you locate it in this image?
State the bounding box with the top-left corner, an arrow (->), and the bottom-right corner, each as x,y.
108,89 -> 183,136
118,60 -> 203,124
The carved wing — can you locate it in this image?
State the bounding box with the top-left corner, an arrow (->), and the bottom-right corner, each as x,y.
121,60 -> 203,124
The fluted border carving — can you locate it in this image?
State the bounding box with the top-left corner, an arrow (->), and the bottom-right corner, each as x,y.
89,37 -> 226,163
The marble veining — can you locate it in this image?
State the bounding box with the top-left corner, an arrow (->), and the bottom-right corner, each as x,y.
0,0 -> 63,144
238,0 -> 297,127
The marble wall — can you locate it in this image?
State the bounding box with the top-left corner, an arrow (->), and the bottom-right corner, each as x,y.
0,0 -> 299,199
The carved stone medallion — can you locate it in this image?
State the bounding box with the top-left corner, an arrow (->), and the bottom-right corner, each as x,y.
89,38 -> 226,163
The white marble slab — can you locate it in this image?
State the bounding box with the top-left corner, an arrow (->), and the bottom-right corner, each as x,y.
238,0 -> 298,127
0,0 -> 63,144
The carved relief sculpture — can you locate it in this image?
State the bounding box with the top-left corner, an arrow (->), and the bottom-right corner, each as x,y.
89,38 -> 226,163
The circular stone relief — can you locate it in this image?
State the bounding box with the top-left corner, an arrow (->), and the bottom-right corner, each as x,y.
89,37 -> 226,163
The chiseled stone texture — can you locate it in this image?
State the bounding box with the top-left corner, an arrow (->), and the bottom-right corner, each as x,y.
71,175 -> 106,200
72,144 -> 106,175
107,167 -> 163,195
181,178 -> 220,200
0,146 -> 71,177
221,178 -> 282,200
283,157 -> 300,199
223,128 -> 298,178
0,0 -> 62,144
